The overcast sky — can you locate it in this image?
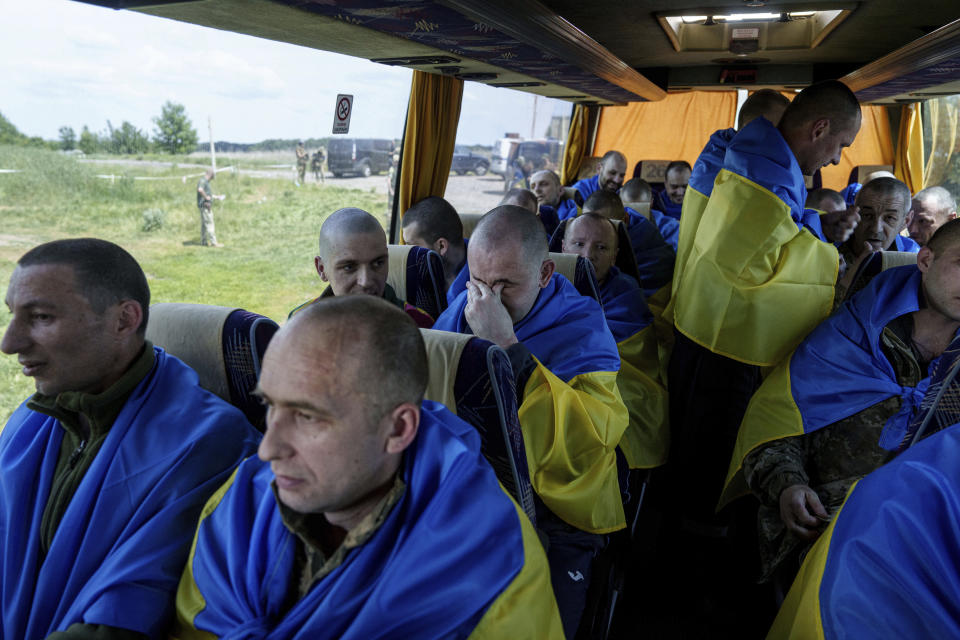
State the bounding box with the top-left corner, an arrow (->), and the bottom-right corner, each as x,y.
0,0 -> 569,145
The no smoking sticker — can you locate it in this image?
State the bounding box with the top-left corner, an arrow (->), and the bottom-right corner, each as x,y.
332,94 -> 353,134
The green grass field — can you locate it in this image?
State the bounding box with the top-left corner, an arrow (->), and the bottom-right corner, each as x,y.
0,145 -> 390,423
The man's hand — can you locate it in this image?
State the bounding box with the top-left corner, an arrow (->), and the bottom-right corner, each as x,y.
779,484 -> 829,540
837,241 -> 875,289
464,281 -> 518,349
822,206 -> 860,244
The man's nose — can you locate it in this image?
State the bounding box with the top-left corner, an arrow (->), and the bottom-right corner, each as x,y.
0,321 -> 27,355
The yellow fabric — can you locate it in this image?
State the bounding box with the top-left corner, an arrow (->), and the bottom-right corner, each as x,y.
820,105 -> 895,190
420,328 -> 471,417
895,103 -> 925,194
592,91 -> 737,170
519,361 -> 628,533
171,468 -> 240,640
468,496 -> 565,638
766,482 -> 858,640
719,354 -> 804,509
922,96 -> 960,189
672,170 -> 839,368
397,71 -> 463,234
561,104 -> 591,186
616,326 -> 669,469
663,186 -> 710,327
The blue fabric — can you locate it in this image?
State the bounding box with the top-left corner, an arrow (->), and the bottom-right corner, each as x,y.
648,207 -> 680,250
435,274 -> 621,382
598,266 -> 652,344
572,174 -> 600,201
446,238 -> 470,303
188,401 -> 526,639
623,209 -> 676,298
0,348 -> 260,639
841,182 -> 861,206
895,234 -> 921,253
537,205 -> 560,240
801,208 -> 828,242
818,423 -> 960,638
653,191 -> 683,220
788,265 -> 943,449
725,117 -> 808,232
689,128 -> 736,197
555,198 -> 578,221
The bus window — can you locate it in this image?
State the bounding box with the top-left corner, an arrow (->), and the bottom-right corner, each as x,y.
921,94 -> 960,197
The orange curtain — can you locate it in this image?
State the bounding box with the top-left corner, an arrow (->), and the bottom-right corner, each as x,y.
895,103 -> 925,193
397,71 -> 464,231
820,105 -> 895,190
592,91 -> 737,169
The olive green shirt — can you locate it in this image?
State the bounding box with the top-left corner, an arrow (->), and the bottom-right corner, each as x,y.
27,343 -> 156,640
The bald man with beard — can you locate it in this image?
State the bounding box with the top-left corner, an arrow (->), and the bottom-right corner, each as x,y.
573,150 -> 627,202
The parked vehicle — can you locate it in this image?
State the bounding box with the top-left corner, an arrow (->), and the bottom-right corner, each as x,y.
451,146 -> 490,176
328,138 -> 395,177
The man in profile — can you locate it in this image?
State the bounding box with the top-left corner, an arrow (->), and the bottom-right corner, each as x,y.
573,150 -> 627,201
401,196 -> 467,300
501,188 -> 558,238
562,214 -> 669,469
433,206 -> 628,638
196,168 -> 223,247
653,160 -> 691,220
291,207 -> 433,327
0,238 -> 260,638
530,169 -> 578,221
174,297 -> 563,638
908,185 -> 957,246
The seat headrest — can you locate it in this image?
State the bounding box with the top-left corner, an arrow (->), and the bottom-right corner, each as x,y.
420,329 -> 474,414
638,160 -> 671,184
577,157 -> 601,181
387,244 -> 412,301
145,303 -> 235,401
459,213 -> 484,239
882,250 -> 919,271
624,201 -> 652,220
549,252 -> 579,284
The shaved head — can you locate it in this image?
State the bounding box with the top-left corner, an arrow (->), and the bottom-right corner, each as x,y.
926,217 -> 960,256
778,80 -> 862,175
738,89 -> 791,129
583,190 -> 626,221
473,205 -> 548,267
500,189 -> 539,214
598,151 -> 627,192
318,208 -> 385,257
621,178 -> 653,204
806,188 -> 845,212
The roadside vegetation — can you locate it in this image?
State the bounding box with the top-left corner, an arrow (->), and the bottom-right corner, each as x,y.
0,144 -> 389,423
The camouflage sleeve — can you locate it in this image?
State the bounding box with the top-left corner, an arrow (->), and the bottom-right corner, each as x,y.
47,623 -> 147,640
742,435 -> 809,509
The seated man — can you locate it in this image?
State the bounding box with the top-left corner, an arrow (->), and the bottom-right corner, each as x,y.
400,196 -> 467,301
433,206 -> 628,638
292,207 -> 433,327
530,169 -> 578,221
908,185 -> 957,247
573,150 -> 627,201
621,177 -> 680,250
501,187 -> 559,240
721,219 -> 960,585
562,214 -> 669,469
173,296 -> 563,638
838,177 -> 919,274
806,187 -> 853,245
652,160 -> 691,220
840,169 -> 896,206
0,238 -> 260,638
583,190 -> 675,300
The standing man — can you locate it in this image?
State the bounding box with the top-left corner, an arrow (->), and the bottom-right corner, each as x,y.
311,147 -> 326,184
295,140 -> 308,186
196,168 -> 223,248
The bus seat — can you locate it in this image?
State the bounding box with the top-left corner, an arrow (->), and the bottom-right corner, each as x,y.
842,250 -> 918,305
548,219 -> 644,291
632,160 -> 671,191
145,303 -> 279,431
576,156 -> 602,183
549,252 -> 601,303
459,212 -> 484,238
848,164 -> 894,185
387,244 -> 447,319
419,328 -> 536,526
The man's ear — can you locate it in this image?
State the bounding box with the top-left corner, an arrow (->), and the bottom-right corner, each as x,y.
810,118 -> 830,142
315,256 -> 329,282
917,246 -> 934,273
539,259 -> 556,288
435,237 -> 449,258
384,402 -> 420,454
901,210 -> 914,233
115,300 -> 144,338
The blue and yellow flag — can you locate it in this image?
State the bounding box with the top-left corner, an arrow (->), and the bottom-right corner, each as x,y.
721,265 -> 933,508
174,401 -> 563,639
0,349 -> 260,639
600,267 -> 670,468
435,275 -> 628,533
672,118 -> 838,367
770,423 -> 960,639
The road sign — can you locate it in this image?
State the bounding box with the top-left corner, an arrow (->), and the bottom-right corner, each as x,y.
332,94 -> 353,134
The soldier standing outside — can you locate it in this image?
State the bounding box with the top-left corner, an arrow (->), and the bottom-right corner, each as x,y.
196,169 -> 223,248
311,147 -> 325,184
295,140 -> 308,186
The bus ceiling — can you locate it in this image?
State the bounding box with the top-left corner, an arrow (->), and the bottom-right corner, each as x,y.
75,0 -> 960,104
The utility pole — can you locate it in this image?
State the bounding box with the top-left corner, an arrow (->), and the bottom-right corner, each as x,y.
208,116 -> 216,173
530,95 -> 539,139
